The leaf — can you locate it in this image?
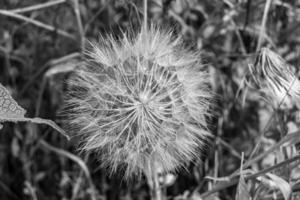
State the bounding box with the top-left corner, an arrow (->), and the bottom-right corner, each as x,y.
0,83 -> 69,140
236,173 -> 252,200
265,173 -> 291,200
257,173 -> 291,200
236,153 -> 251,200
0,83 -> 26,122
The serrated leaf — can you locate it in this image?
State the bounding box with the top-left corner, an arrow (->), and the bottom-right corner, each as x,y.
0,83 -> 69,140
0,83 -> 26,121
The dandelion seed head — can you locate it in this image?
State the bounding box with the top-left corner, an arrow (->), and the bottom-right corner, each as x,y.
64,25 -> 212,179
250,48 -> 300,109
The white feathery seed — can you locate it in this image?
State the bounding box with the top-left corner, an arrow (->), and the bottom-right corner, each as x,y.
250,48 -> 300,109
64,24 -> 212,179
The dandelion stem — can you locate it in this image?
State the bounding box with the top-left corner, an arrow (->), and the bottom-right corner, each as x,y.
148,161 -> 162,200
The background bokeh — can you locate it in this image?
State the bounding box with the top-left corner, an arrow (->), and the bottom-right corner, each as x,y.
0,0 -> 300,199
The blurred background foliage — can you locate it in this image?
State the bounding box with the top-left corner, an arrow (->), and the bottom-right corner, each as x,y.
0,0 -> 300,199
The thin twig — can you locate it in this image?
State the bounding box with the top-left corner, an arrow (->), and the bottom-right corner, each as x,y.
71,170 -> 85,200
241,130 -> 300,171
239,152 -> 245,176
151,0 -> 192,34
0,10 -> 75,40
256,0 -> 272,51
39,140 -> 90,182
168,10 -> 192,34
243,0 -> 252,30
0,117 -> 70,140
39,140 -> 97,200
72,0 -> 85,50
213,149 -> 219,184
20,52 -> 80,95
218,137 -> 242,159
83,1 -> 110,34
71,154 -> 91,200
128,1 -> 142,26
199,130 -> 300,197
10,0 -> 66,13
144,0 -> 148,31
248,77 -> 298,159
35,78 -> 47,118
200,154 -> 300,198
230,20 -> 247,54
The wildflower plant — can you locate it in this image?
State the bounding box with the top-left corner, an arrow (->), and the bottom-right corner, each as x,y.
249,48 -> 300,109
63,24 -> 212,179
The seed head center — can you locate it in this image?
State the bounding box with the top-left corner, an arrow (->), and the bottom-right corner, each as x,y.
138,92 -> 150,105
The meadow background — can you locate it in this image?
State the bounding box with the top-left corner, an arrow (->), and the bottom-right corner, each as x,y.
0,0 -> 300,199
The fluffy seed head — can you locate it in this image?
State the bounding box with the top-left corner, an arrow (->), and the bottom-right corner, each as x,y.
64,25 -> 212,179
250,48 -> 300,109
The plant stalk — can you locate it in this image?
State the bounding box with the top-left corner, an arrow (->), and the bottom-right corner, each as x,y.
147,160 -> 162,200
151,169 -> 162,200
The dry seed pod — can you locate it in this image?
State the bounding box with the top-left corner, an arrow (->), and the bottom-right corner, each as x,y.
250,48 -> 300,109
63,25 -> 212,179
